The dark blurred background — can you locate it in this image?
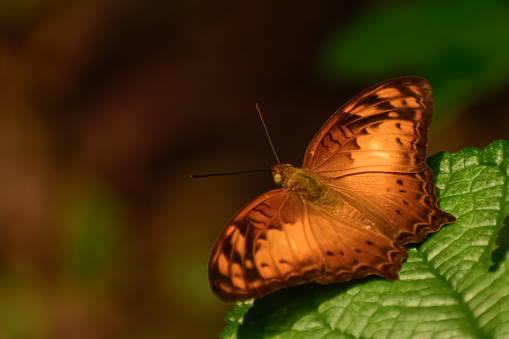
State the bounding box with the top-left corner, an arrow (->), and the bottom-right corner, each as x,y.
1,0 -> 509,338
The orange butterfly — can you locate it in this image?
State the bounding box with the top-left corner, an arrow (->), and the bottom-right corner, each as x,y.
209,77 -> 456,302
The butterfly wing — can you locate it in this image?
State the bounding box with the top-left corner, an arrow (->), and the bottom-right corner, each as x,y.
209,188 -> 320,302
302,76 -> 455,249
209,187 -> 406,302
303,76 -> 431,175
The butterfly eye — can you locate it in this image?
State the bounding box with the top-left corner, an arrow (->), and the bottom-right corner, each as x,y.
274,173 -> 283,187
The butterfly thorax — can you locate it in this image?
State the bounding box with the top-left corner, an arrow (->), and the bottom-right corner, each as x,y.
272,163 -> 325,200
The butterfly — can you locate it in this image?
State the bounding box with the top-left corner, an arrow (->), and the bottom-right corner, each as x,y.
209,76 -> 456,302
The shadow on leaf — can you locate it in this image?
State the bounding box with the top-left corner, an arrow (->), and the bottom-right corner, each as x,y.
490,214 -> 509,272
237,276 -> 381,339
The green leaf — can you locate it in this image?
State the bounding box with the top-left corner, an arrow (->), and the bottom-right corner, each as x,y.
220,140 -> 509,339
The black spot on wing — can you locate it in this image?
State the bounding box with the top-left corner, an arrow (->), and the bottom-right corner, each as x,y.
231,251 -> 242,264
244,266 -> 258,281
360,94 -> 379,106
252,203 -> 273,219
377,100 -> 394,111
320,132 -> 342,149
222,237 -> 233,256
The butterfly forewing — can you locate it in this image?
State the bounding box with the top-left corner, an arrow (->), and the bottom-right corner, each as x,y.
303,77 -> 432,176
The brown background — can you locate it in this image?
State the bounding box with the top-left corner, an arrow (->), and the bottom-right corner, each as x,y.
0,0 -> 508,338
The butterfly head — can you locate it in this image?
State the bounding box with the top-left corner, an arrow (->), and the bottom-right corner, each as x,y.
271,163 -> 293,187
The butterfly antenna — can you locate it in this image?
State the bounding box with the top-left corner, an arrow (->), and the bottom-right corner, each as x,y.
190,169 -> 271,178
256,103 -> 280,164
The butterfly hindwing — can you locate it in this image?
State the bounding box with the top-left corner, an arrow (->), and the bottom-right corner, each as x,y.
303,196 -> 405,284
326,166 -> 455,246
